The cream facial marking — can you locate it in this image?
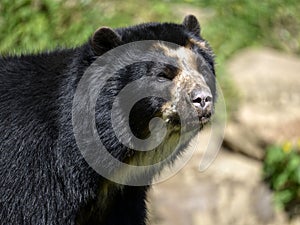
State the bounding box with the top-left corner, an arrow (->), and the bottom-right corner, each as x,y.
154,42 -> 211,116
188,38 -> 208,50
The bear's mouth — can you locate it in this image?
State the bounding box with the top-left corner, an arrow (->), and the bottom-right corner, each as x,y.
187,112 -> 212,128
199,112 -> 212,124
164,110 -> 212,130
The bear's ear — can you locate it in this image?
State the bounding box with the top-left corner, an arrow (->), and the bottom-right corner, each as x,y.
182,15 -> 201,35
91,27 -> 122,55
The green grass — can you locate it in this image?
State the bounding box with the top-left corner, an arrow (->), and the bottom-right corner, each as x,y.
264,143 -> 300,217
2,0 -> 299,59
0,0 -> 175,54
181,0 -> 300,61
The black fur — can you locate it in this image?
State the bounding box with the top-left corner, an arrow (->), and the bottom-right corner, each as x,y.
0,16 -> 215,224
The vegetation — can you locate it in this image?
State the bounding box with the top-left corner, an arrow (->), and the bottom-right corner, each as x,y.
264,142 -> 300,218
1,0 -> 299,58
186,0 -> 300,62
0,0 -> 175,54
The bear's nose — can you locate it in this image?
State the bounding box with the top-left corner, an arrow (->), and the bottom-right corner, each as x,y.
190,89 -> 212,110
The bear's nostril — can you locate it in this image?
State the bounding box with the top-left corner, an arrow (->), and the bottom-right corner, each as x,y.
191,90 -> 212,109
193,97 -> 205,107
205,96 -> 212,102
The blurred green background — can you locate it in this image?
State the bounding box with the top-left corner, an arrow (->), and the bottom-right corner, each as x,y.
1,0 -> 299,59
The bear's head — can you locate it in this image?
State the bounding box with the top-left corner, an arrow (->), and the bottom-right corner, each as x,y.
81,15 -> 216,182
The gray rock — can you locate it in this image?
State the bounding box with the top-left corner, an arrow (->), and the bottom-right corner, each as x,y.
227,48 -> 300,144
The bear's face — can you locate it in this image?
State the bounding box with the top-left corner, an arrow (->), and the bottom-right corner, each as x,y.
154,42 -> 215,130
122,45 -> 215,140
91,15 -> 215,175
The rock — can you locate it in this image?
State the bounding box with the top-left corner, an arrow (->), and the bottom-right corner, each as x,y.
251,184 -> 275,223
223,122 -> 266,160
227,48 -> 300,144
149,145 -> 288,225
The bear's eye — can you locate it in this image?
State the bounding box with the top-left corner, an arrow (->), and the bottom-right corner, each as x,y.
157,72 -> 171,82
